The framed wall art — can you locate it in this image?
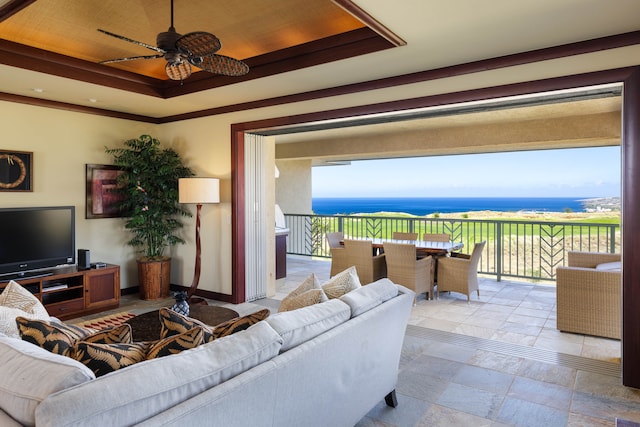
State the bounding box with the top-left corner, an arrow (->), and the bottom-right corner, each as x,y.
86,164 -> 127,219
0,150 -> 33,192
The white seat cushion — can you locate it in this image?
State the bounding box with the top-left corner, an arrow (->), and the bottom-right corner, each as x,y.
595,261 -> 621,271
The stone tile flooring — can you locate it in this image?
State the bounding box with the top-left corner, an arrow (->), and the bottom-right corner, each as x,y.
74,255 -> 640,426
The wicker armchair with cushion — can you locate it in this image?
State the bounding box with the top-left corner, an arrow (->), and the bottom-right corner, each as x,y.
343,239 -> 387,284
437,241 -> 486,301
555,251 -> 621,340
383,242 -> 434,301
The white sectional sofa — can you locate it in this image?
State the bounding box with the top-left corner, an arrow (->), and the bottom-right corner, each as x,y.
0,279 -> 414,426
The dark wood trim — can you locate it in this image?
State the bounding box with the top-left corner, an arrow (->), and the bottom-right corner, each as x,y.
0,0 -> 36,22
3,31 -> 640,124
0,40 -> 164,97
161,31 -> 640,123
622,68 -> 640,388
162,28 -> 393,98
0,28 -> 391,99
0,91 -> 161,123
231,127 -> 246,304
332,0 -> 406,46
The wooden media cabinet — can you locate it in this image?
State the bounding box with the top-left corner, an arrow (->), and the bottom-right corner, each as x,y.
0,264 -> 120,320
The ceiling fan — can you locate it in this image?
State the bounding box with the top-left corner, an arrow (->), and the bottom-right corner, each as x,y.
98,0 -> 249,81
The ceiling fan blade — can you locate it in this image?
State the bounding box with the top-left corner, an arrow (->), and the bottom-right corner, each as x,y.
99,54 -> 164,64
165,61 -> 192,81
98,29 -> 165,54
176,32 -> 222,57
194,54 -> 249,77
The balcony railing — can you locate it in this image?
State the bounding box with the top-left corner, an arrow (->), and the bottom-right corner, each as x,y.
284,213 -> 620,282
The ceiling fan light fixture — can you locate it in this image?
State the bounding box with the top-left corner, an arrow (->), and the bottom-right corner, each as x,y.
165,61 -> 192,81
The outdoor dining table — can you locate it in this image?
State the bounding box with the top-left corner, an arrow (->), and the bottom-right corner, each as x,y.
342,238 -> 463,256
369,238 -> 463,256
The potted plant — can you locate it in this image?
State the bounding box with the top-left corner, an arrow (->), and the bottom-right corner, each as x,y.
106,134 -> 194,300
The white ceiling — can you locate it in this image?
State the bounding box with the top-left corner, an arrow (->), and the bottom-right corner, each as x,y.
1,0 -> 639,119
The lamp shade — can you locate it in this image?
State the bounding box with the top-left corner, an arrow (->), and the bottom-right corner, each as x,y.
179,178 -> 220,204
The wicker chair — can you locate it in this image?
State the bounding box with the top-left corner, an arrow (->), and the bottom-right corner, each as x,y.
383,242 -> 434,301
436,241 -> 486,301
556,251 -> 621,339
422,233 -> 450,242
343,239 -> 386,284
326,232 -> 349,277
392,231 -> 418,240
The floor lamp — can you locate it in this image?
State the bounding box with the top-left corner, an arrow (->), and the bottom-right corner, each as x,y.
179,177 -> 220,304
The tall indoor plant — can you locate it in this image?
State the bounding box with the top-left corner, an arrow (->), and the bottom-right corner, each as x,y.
106,134 -> 194,299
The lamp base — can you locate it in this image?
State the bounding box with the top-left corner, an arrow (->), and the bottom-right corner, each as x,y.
187,296 -> 208,306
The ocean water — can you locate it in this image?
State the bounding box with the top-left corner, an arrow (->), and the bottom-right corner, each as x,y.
312,197 -> 588,216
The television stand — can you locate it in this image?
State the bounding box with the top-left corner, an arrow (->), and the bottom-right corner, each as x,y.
0,264 -> 120,320
1,270 -> 54,282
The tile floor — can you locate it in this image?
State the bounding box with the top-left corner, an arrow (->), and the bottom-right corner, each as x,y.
74,255 -> 640,426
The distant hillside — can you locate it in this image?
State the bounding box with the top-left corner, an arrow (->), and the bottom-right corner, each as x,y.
582,197 -> 620,212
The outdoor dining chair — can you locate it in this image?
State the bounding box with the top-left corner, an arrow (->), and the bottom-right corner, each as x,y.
343,239 -> 386,284
383,242 -> 434,301
326,232 -> 349,277
392,231 -> 418,240
422,233 -> 450,242
436,241 -> 486,302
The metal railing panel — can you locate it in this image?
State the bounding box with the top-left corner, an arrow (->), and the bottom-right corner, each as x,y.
285,213 -> 620,282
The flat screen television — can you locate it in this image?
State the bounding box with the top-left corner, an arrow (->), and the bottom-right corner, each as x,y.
0,206 -> 75,280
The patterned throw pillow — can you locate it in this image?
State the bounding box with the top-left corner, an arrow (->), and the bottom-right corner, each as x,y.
74,327 -> 204,377
276,289 -> 328,312
16,317 -> 96,357
159,308 -> 215,342
278,274 -> 321,312
73,342 -> 148,377
321,266 -> 362,299
212,309 -> 270,339
0,281 -> 51,337
0,280 -> 49,319
83,324 -> 132,345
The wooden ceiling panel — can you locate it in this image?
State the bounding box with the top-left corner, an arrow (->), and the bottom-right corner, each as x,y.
0,0 -> 365,79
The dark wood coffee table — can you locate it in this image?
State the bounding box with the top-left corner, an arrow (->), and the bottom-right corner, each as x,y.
125,305 -> 239,342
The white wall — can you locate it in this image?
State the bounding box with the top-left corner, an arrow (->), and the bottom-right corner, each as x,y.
0,101 -> 158,288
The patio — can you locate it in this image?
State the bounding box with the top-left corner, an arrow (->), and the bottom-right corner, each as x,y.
281,255 -> 621,363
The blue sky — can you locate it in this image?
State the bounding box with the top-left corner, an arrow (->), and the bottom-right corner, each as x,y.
312,146 -> 621,198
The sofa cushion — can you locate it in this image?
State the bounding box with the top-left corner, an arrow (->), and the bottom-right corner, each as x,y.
595,261 -> 621,271
34,322 -> 283,427
16,317 -> 96,357
266,298 -> 351,352
0,281 -> 51,338
277,289 -> 328,312
340,278 -> 399,317
279,273 -> 321,312
74,327 -> 204,377
160,308 -> 270,342
159,307 -> 215,342
321,266 -> 361,299
0,335 -> 95,426
0,281 -> 49,318
212,309 -> 270,339
83,323 -> 132,345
